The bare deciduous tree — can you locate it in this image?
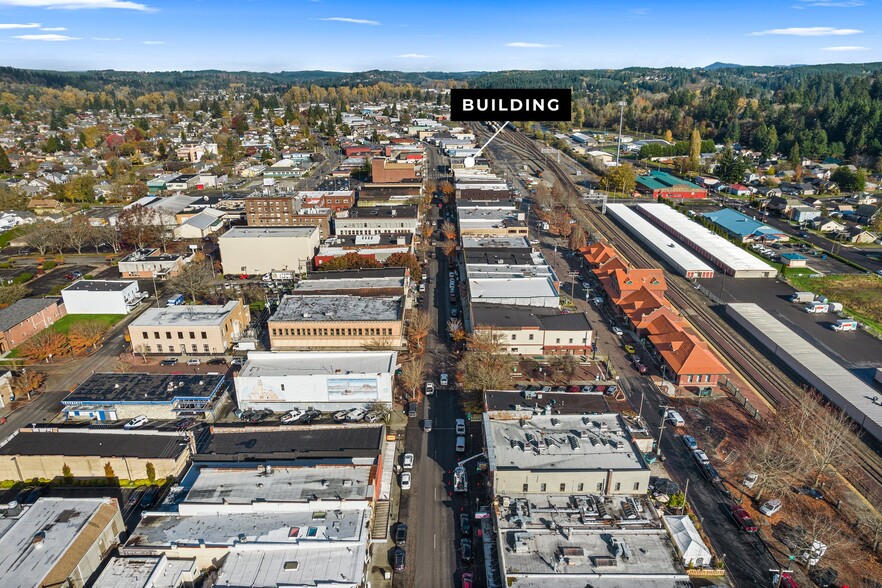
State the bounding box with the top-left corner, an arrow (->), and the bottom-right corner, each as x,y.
117,204 -> 160,250
400,357 -> 426,400
65,215 -> 96,254
744,428 -> 803,502
460,329 -> 514,392
169,261 -> 215,303
407,310 -> 432,352
22,221 -> 56,255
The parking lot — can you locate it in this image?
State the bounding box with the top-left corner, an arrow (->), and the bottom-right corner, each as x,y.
27,264 -> 98,295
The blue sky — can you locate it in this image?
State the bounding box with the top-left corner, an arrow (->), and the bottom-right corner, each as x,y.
0,0 -> 878,72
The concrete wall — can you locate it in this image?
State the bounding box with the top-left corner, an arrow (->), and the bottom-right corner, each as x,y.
269,319 -> 404,350
129,301 -> 249,355
0,451 -> 188,482
62,282 -> 139,315
235,372 -> 394,411
493,468 -> 651,496
219,230 -> 319,275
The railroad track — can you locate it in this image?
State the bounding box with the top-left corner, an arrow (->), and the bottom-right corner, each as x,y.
495,126 -> 882,503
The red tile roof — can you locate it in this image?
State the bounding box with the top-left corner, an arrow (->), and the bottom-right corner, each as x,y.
649,329 -> 728,376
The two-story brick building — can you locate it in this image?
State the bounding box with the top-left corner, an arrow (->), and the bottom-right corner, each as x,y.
0,298 -> 67,354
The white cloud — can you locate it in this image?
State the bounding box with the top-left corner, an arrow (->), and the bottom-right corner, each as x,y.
0,22 -> 41,28
749,26 -> 862,36
505,42 -> 561,48
92,36 -> 120,40
142,40 -> 164,44
14,33 -> 80,40
794,0 -> 863,7
317,17 -> 380,25
822,45 -> 870,50
0,0 -> 153,10
629,7 -> 650,16
40,26 -> 66,30
397,53 -> 431,59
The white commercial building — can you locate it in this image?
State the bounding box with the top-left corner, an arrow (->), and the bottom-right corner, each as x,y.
61,279 -> 147,315
219,226 -> 320,276
0,497 -> 125,588
469,277 -> 559,308
93,555 -> 198,588
637,203 -> 776,278
606,204 -> 715,279
234,351 -> 397,411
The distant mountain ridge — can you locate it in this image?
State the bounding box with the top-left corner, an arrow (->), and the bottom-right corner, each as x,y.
704,62 -> 744,70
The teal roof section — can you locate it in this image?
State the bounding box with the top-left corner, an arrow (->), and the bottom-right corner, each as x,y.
635,171 -> 703,191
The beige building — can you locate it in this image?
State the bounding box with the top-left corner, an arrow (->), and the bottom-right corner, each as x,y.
128,300 -> 249,355
268,295 -> 404,350
0,428 -> 193,482
471,304 -> 593,356
484,413 -> 651,496
218,226 -> 320,276
0,497 -> 125,588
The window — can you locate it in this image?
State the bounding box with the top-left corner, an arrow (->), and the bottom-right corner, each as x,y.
614,482 -> 621,491
511,334 -> 516,341
596,482 -> 603,491
142,331 -> 148,339
153,331 -> 160,339
165,332 -> 172,339
203,344 -> 209,352
705,374 -> 711,382
145,344 -> 151,352
528,334 -> 534,341
569,338 -> 574,344
577,483 -> 584,491
560,483 -> 566,492
281,384 -> 285,391
633,482 -> 640,491
189,331 -> 196,339
201,332 -> 207,339
540,483 -> 546,492
177,332 -> 184,339
191,344 -> 197,352
271,328 -> 277,336
523,484 -> 529,492
156,344 -> 163,352
556,338 -> 561,344
687,375 -> 694,383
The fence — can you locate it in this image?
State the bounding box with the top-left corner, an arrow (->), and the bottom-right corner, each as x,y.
720,376 -> 762,421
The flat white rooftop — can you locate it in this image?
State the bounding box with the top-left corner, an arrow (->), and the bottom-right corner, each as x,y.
606,204 -> 714,277
220,226 -> 318,239
0,497 -> 117,588
184,465 -> 373,504
291,277 -> 405,292
93,555 -> 197,588
637,203 -> 775,275
469,277 -> 559,307
461,236 -> 531,249
131,301 -> 239,327
270,295 -> 402,322
216,544 -> 367,588
238,351 -> 398,378
487,414 -> 648,472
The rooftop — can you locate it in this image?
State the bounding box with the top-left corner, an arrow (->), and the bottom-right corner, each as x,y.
343,205 -> 417,219
130,301 -> 240,328
484,391 -> 609,415
236,351 -> 398,378
461,236 -> 531,249
305,267 -> 407,281
464,249 -> 538,266
0,498 -> 120,588
292,276 -> 405,294
93,556 -> 197,588
270,295 -> 402,323
120,248 -> 186,263
62,279 -> 137,293
0,429 -> 190,459
472,304 -> 591,331
220,226 -> 318,239
469,277 -> 559,303
63,372 -> 226,404
701,207 -> 787,240
0,297 -> 60,333
182,464 -> 373,504
486,414 -> 648,472
197,425 -> 385,460
216,544 -> 367,588
635,170 -> 704,193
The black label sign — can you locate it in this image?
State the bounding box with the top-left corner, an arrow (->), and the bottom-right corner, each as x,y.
450,88 -> 571,122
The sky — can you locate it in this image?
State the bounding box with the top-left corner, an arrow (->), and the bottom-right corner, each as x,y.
0,0 -> 879,72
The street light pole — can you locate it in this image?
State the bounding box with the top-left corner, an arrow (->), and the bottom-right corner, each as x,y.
616,101 -> 626,167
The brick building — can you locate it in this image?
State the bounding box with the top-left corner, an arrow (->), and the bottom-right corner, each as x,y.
0,298 -> 66,354
371,157 -> 419,183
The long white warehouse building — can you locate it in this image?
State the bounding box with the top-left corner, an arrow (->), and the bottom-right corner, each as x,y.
727,303 -> 882,443
606,204 -> 715,279
637,203 -> 776,278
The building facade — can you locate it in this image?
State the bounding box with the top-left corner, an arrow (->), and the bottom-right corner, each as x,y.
118,248 -> 193,279
61,280 -> 146,315
128,300 -> 249,355
371,157 -> 419,183
333,206 -> 419,236
0,298 -> 67,354
218,226 -> 320,276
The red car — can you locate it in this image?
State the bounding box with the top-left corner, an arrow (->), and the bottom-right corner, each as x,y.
567,385 -> 581,393
728,504 -> 758,533
461,572 -> 473,588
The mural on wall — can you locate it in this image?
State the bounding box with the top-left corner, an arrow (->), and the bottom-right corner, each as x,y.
327,377 -> 379,402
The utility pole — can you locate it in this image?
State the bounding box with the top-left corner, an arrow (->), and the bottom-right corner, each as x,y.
616,101 -> 626,166
656,404 -> 673,460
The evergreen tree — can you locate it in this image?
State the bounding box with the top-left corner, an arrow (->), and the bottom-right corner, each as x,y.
689,129 -> 701,171
0,145 -> 11,174
716,147 -> 748,184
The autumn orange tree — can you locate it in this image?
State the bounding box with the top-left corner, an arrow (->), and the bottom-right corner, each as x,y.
11,370 -> 45,400
439,181 -> 455,203
440,220 -> 457,240
69,320 -> 109,354
384,252 -> 421,278
407,311 -> 432,352
19,329 -> 69,361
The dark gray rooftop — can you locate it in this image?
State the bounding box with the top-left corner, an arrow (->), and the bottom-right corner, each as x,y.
307,267 -> 407,281
345,205 -> 417,219
270,295 -> 402,322
472,304 -> 591,331
63,372 -> 226,404
63,279 -> 135,293
197,425 -> 385,460
485,391 -> 610,415
0,430 -> 189,459
464,249 -> 535,265
0,298 -> 60,333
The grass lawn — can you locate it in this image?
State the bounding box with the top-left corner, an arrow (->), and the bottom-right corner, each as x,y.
49,314 -> 124,335
788,274 -> 882,335
0,226 -> 26,248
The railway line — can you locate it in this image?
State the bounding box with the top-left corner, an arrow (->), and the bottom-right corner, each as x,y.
493,125 -> 882,503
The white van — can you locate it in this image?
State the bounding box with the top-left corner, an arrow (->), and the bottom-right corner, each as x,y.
760,498 -> 782,517
665,409 -> 685,427
455,436 -> 466,453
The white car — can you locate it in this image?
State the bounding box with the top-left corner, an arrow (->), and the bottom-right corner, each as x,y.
400,471 -> 412,490
611,326 -> 623,336
344,408 -> 367,422
439,373 -> 449,387
455,436 -> 466,453
455,418 -> 466,435
186,358 -> 201,366
402,453 -> 414,469
692,449 -> 710,464
124,415 -> 148,429
280,408 -> 304,424
666,409 -> 685,427
759,498 -> 782,517
425,382 -> 435,396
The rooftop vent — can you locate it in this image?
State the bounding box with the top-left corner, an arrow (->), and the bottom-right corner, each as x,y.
32,531 -> 45,549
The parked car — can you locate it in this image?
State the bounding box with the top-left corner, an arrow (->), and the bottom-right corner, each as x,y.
207,357 -> 226,365
666,409 -> 685,427
581,385 -> 595,393
798,486 -> 824,500
567,385 -> 581,393
364,411 -> 385,423
63,270 -> 83,280
174,417 -> 195,430
455,436 -> 466,453
24,486 -> 44,504
124,415 -> 149,429
394,522 -> 408,546
728,504 -> 758,533
333,408 -> 354,422
455,418 -> 466,435
139,485 -> 160,509
634,362 -> 648,374
185,358 -> 201,366
692,449 -> 710,464
402,453 -> 414,469
160,358 -> 179,366
461,572 -> 474,588
400,471 -> 411,490
248,409 -> 273,423
759,498 -> 782,517
345,408 -> 367,422
772,571 -> 799,588
236,409 -> 255,422
439,373 -> 449,387
460,512 -> 471,535
281,409 -> 304,424
460,538 -> 473,562
393,547 -> 406,571
680,435 -> 698,450
624,344 -> 636,354
423,419 -> 433,432
425,382 -> 435,396
611,326 -> 623,336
